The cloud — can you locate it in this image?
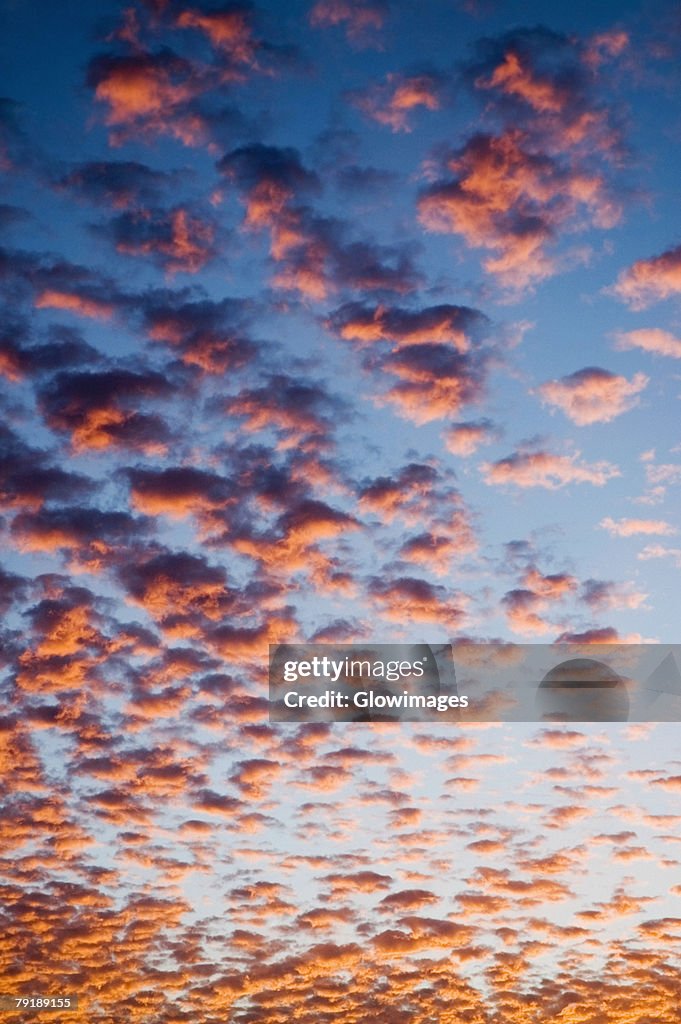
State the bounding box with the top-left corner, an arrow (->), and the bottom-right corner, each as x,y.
127,466 -> 233,519
141,293 -> 259,374
100,206 -> 216,273
501,566 -> 576,636
10,507 -> 151,562
553,626 -> 620,643
615,327 -> 681,358
349,71 -> 443,132
368,575 -> 466,628
38,368 -> 174,453
398,523 -> 477,576
0,425 -> 91,510
465,25 -> 625,153
419,131 -> 619,291
328,301 -> 488,349
218,143 -> 320,210
176,6 -> 259,67
581,578 -> 648,611
416,27 -> 625,291
0,565 -> 28,615
34,290 -> 114,320
233,499 -> 360,577
481,448 -> 620,489
537,366 -> 648,424
219,145 -> 420,298
116,549 -> 231,628
381,343 -> 488,424
57,160 -> 173,208
599,516 -> 676,537
443,419 -> 498,456
326,302 -> 492,423
612,244 -> 681,308
637,544 -> 681,567
358,462 -> 439,521
87,48 -> 207,146
226,373 -> 342,449
501,588 -> 555,636
309,0 -> 389,48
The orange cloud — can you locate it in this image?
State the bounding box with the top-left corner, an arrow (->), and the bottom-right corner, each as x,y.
351,73 -> 441,132
398,521 -> 477,576
368,576 -> 466,629
537,366 -> 648,424
477,50 -> 566,114
34,290 -> 114,320
88,50 -> 206,146
419,130 -> 619,290
177,8 -> 257,67
329,302 -> 486,350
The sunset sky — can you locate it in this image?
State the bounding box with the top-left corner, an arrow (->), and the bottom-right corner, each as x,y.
2,0 -> 681,1020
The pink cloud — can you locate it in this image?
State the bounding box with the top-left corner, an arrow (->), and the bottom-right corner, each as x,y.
309,0 -> 388,48
537,366 -> 648,425
612,244 -> 681,308
615,328 -> 681,358
600,517 -> 676,537
481,448 -> 620,489
443,420 -> 497,456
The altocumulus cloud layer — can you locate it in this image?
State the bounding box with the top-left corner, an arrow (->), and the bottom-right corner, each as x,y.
2,0 -> 681,1020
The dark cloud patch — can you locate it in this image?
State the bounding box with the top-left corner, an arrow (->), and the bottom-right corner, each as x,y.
334,165 -> 398,193
115,549 -> 236,631
57,160 -> 174,208
463,25 -> 626,153
219,145 -> 420,299
0,204 -> 30,235
141,293 -> 259,374
218,143 -> 320,195
225,373 -> 344,448
11,506 -> 153,556
271,206 -> 422,299
126,465 -> 234,518
95,205 -> 217,274
381,342 -> 488,423
326,301 -> 491,421
0,565 -> 28,615
3,325 -> 104,380
0,425 -> 92,511
37,368 -> 175,453
358,462 -> 440,519
0,96 -> 33,171
367,574 -> 466,628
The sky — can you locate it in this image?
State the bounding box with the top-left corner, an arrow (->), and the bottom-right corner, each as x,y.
1,0 -> 681,1020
